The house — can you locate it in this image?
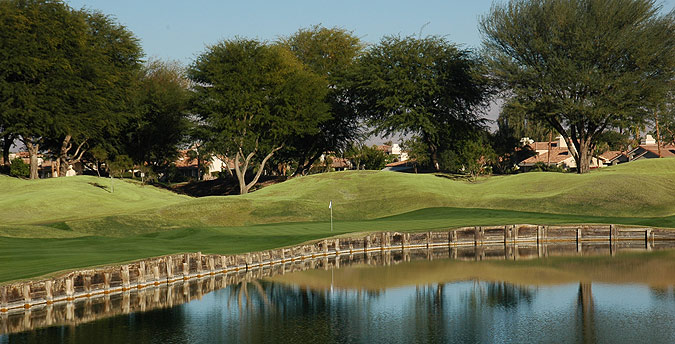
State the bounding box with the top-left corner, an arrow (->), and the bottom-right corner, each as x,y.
174,149 -> 235,180
624,135 -> 675,161
382,159 -> 417,172
376,143 -> 409,162
317,154 -> 352,171
518,135 -> 604,171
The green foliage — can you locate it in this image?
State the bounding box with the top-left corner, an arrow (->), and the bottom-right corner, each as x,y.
188,38 -> 330,193
481,0 -> 675,173
125,59 -> 190,170
8,158 -> 29,178
353,35 -> 492,170
530,162 -> 567,173
496,98 -> 553,142
439,137 -> 496,180
345,144 -> 388,170
108,155 -> 133,178
277,25 -> 364,175
0,0 -> 143,178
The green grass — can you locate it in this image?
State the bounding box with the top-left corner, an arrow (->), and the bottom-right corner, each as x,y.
1,159 -> 675,283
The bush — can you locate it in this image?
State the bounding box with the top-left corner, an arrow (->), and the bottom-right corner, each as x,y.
9,158 -> 30,178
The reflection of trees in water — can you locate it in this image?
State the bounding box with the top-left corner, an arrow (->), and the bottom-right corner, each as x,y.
223,280 -> 382,343
462,280 -> 534,310
649,286 -> 675,301
413,284 -> 448,342
576,282 -> 595,344
484,281 -> 534,309
227,278 -> 273,313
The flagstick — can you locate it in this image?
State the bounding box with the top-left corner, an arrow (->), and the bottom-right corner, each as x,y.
330,201 -> 333,232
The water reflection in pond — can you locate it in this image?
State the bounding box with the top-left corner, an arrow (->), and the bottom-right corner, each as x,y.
2,246 -> 675,343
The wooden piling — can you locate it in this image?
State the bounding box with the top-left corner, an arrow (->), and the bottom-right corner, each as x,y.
138,262 -> 146,286
196,252 -> 203,275
45,280 -> 53,303
576,228 -> 582,253
122,266 -> 130,289
22,284 -> 31,307
474,227 -> 484,246
66,276 -> 75,300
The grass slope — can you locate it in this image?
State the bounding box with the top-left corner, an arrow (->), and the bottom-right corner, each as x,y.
0,175 -> 189,225
1,159 -> 674,283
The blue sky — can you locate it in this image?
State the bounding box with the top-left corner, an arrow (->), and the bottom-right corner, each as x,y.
61,1 -> 505,64
65,0 -> 675,64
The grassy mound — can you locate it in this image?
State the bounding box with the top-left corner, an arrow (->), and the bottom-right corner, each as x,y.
0,175 -> 189,225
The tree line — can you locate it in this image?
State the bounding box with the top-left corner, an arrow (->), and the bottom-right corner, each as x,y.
1,0 -> 673,193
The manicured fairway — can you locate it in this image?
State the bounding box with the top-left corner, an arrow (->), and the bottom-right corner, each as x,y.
2,207 -> 675,283
1,159 -> 674,283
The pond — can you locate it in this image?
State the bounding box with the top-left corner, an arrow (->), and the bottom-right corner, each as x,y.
2,244 -> 675,343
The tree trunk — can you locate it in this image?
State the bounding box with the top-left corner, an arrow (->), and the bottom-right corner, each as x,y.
234,146 -> 283,195
59,135 -> 71,177
575,139 -> 592,174
655,113 -> 662,158
26,141 -> 39,180
2,134 -> 12,167
429,144 -> 440,171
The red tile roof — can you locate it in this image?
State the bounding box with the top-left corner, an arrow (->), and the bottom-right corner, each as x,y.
639,144 -> 675,158
520,148 -> 572,165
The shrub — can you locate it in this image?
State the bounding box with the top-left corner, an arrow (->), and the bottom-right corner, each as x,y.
9,158 -> 30,178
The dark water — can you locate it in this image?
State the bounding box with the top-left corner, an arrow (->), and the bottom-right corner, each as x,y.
3,247 -> 675,343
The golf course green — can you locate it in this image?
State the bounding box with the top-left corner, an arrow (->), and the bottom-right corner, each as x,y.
1,158 -> 674,283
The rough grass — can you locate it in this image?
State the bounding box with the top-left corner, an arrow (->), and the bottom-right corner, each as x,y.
1,159 -> 675,283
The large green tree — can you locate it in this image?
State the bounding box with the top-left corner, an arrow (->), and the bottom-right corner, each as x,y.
279,25 -> 364,175
0,0 -> 80,178
188,39 -> 329,194
124,59 -> 190,171
481,0 -> 675,173
0,0 -> 142,179
352,35 -> 492,171
47,10 -> 142,177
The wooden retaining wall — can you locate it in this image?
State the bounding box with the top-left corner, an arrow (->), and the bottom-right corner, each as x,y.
2,224 -> 674,315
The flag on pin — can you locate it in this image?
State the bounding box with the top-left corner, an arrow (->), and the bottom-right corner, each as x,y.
329,200 -> 332,209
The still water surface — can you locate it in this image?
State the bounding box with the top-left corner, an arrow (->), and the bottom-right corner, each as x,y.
2,247 -> 675,343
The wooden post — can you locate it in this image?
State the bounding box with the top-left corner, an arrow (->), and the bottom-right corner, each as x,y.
402,233 -> 408,249
103,272 -> 110,293
334,239 -> 340,255
474,227 -> 483,246
122,266 -> 130,289
45,280 -> 53,303
1,286 -> 7,312
365,236 -> 371,251
66,276 -> 75,300
23,284 -> 31,307
504,225 -> 510,246
427,231 -> 432,249
646,229 -> 652,250
324,240 -> 329,255
576,228 -> 582,253
153,264 -> 160,284
138,262 -> 146,286
166,256 -> 174,280
381,233 -> 386,251
513,225 -> 519,244
83,273 -> 92,294
208,257 -> 215,275
609,225 -> 617,243
196,252 -> 203,275
221,256 -> 228,271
